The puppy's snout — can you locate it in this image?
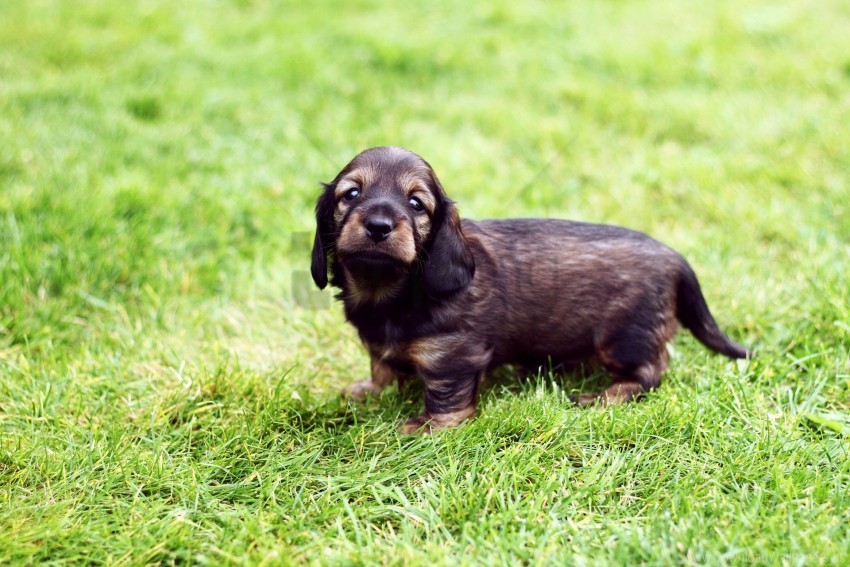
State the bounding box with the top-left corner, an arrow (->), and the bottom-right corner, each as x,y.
365,215 -> 394,242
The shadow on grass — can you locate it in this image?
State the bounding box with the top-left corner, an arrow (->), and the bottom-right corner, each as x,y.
274,363 -> 614,438
481,362 -> 611,399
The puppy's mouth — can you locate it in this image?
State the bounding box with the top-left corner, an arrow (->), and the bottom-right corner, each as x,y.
339,249 -> 406,266
335,218 -> 418,290
338,249 -> 411,285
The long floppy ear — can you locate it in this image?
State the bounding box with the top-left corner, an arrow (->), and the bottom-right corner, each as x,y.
310,183 -> 335,289
423,199 -> 475,297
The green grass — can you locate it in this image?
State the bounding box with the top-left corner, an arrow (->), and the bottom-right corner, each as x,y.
1,0 -> 849,564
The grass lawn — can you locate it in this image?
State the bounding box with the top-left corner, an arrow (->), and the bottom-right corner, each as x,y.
2,0 -> 849,564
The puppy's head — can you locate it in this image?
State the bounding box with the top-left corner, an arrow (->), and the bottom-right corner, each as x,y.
311,147 -> 474,302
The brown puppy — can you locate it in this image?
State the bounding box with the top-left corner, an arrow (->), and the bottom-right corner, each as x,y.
311,147 -> 750,433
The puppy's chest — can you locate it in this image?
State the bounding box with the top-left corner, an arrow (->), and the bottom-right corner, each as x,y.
369,342 -> 417,374
349,303 -> 437,342
353,313 -> 437,372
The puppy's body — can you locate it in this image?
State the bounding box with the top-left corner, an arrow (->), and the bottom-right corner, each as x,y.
464,219 -> 675,367
312,147 -> 749,433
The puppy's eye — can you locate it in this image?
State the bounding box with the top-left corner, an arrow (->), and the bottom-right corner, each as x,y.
408,196 -> 425,212
342,188 -> 360,202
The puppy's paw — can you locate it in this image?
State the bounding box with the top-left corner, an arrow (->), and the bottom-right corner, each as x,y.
399,415 -> 432,435
573,392 -> 607,407
342,380 -> 381,401
573,384 -> 644,407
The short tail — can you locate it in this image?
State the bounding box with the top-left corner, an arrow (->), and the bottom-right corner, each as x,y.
676,265 -> 751,359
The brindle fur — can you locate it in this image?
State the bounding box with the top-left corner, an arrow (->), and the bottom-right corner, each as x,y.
311,147 -> 750,433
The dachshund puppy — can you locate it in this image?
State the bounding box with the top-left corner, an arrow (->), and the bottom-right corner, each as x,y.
311,146 -> 750,434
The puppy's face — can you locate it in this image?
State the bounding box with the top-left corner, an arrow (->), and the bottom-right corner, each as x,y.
312,147 -> 474,302
333,149 -> 436,268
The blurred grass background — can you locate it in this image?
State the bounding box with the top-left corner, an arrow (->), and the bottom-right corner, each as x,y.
1,0 -> 848,564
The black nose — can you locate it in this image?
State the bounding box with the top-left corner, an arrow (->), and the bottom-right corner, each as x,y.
365,216 -> 394,242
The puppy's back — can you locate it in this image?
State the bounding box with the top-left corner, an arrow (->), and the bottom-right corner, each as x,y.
465,218 -> 684,287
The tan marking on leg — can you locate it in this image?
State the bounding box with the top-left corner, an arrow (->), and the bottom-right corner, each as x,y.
399,405 -> 477,435
405,335 -> 492,374
400,369 -> 482,435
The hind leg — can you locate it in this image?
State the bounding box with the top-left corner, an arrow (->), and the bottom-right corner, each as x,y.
577,323 -> 672,406
576,358 -> 666,406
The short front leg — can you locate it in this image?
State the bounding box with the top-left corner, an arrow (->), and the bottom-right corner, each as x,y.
343,355 -> 407,400
399,370 -> 482,434
400,335 -> 492,434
